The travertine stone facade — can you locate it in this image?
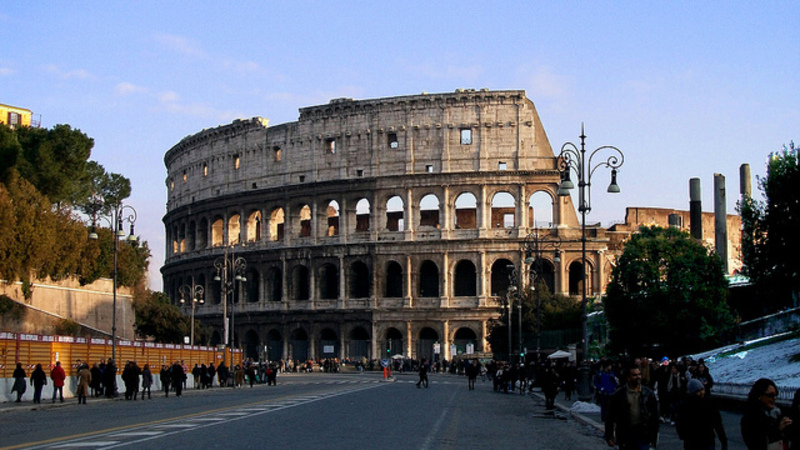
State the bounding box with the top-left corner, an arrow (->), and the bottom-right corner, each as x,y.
162,89 -> 612,362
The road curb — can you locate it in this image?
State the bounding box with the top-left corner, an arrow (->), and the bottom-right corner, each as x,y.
529,391 -> 605,434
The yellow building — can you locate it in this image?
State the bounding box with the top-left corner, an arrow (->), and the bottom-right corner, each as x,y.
0,103 -> 36,128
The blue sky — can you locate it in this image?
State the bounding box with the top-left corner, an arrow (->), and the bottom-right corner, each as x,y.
3,2 -> 798,290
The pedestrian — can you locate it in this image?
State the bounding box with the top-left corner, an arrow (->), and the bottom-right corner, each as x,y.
595,361 -> 618,422
667,362 -> 688,425
785,388 -> 800,449
171,361 -> 185,397
246,364 -> 256,388
90,363 -> 103,397
416,358 -> 429,388
541,364 -> 560,410
30,363 -> 47,404
208,363 -> 216,388
122,361 -> 134,400
217,361 -> 229,387
234,364 -> 245,388
605,364 -> 660,450
160,365 -> 171,397
192,364 -> 201,389
76,363 -> 92,405
694,362 -> 715,396
466,360 -> 479,391
104,359 -> 117,398
676,378 -> 728,450
141,364 -> 153,400
50,361 -> 66,403
741,378 -> 792,450
11,363 -> 27,403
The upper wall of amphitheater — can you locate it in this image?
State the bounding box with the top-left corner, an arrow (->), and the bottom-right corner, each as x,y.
163,89 -> 557,213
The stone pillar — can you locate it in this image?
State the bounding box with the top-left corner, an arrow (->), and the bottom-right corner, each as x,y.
442,252 -> 450,307
406,321 -> 413,358
405,255 -> 414,308
740,164 -> 751,198
714,173 -> 729,274
689,178 -> 703,240
478,251 -> 487,306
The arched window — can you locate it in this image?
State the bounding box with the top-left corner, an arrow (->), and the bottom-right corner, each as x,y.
453,260 -> 477,296
455,192 -> 477,229
419,194 -> 440,228
326,200 -> 340,236
531,259 -> 556,294
228,214 -> 241,245
244,330 -> 260,361
267,329 -> 282,361
385,327 -> 403,356
299,205 -> 312,237
267,267 -> 282,302
247,210 -> 262,242
490,259 -> 515,297
318,263 -> 339,300
528,190 -> 554,228
292,265 -> 310,300
453,327 -> 479,354
386,196 -> 404,231
348,327 -> 370,359
289,328 -> 309,361
319,328 -> 338,358
355,198 -> 370,232
491,192 -> 516,229
417,327 -> 439,361
197,218 -> 208,249
245,268 -> 259,303
385,261 -> 403,298
419,260 -> 439,298
187,221 -> 196,251
349,261 -> 370,298
270,208 -> 284,241
212,217 -> 224,247
569,261 -> 592,296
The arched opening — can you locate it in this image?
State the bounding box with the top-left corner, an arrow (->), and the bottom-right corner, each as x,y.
299,204 -> 311,237
197,218 -> 208,249
455,192 -> 477,229
491,192 -> 516,229
319,328 -> 338,359
349,261 -> 370,299
453,327 -> 479,355
355,198 -> 370,232
318,263 -> 339,300
385,195 -> 404,232
266,329 -> 282,361
267,267 -> 282,302
326,200 -> 340,236
187,221 -> 196,251
385,261 -> 403,298
528,190 -> 555,228
207,273 -> 220,305
289,328 -> 309,361
228,214 -> 241,245
292,265 -> 310,300
417,327 -> 439,361
490,259 -> 516,297
348,327 -> 370,360
453,260 -> 477,296
419,194 -> 440,228
419,260 -> 439,298
569,260 -> 592,296
532,259 -> 556,294
247,210 -> 262,242
178,223 -> 186,253
385,327 -> 403,357
269,208 -> 284,241
244,329 -> 260,361
245,268 -> 259,302
212,217 -> 224,247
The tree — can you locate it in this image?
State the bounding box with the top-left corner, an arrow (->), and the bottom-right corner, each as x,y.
133,290 -> 191,344
604,225 -> 735,356
739,142 -> 800,311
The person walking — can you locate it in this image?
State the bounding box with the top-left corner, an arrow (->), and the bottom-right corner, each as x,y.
50,361 -> 66,403
30,363 -> 47,404
605,364 -> 660,450
676,378 -> 728,450
741,378 -> 792,450
76,363 -> 92,405
90,363 -> 103,397
103,359 -> 117,398
160,365 -> 171,397
141,364 -> 153,400
541,364 -> 561,410
466,360 -> 479,391
11,363 -> 27,403
416,359 -> 429,388
595,361 -> 619,423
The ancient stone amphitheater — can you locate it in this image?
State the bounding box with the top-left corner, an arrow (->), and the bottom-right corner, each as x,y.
162,89 -> 612,363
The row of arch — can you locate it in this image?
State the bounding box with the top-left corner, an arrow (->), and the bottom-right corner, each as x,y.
213,325 -> 482,362
168,190 -> 557,255
169,257 -> 594,306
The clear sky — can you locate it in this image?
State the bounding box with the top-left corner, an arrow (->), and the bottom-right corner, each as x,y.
3,2 -> 798,290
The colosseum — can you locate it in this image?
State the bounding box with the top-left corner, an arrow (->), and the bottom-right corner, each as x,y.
162,89 -> 616,363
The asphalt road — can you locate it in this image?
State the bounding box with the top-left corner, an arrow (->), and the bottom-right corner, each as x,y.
1,372 -> 607,450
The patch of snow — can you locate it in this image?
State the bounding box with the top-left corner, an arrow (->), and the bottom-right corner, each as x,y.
695,337 -> 800,389
570,401 -> 601,414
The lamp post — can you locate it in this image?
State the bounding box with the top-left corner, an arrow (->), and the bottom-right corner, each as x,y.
88,201 -> 138,363
179,284 -> 204,346
557,124 -> 624,361
214,247 -> 247,370
520,230 -> 561,360
506,267 -> 518,363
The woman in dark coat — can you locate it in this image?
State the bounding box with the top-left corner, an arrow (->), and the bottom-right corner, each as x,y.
11,363 -> 27,402
160,365 -> 171,397
90,363 -> 103,397
676,379 -> 728,450
29,363 -> 47,404
741,378 -> 792,450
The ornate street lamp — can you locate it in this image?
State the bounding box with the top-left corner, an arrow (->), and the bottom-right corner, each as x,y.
214,247 -> 247,370
558,125 -> 624,399
88,200 -> 138,363
179,284 -> 205,346
520,230 -> 561,359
